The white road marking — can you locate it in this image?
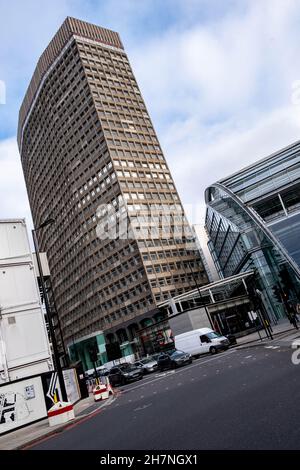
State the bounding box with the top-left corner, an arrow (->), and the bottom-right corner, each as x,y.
134,403 -> 152,412
245,355 -> 252,359
155,370 -> 175,378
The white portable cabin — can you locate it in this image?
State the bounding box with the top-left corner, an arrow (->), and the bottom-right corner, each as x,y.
0,219 -> 52,383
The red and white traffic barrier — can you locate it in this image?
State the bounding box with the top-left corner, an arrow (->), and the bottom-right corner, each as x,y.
93,378 -> 114,402
93,384 -> 109,401
48,401 -> 75,427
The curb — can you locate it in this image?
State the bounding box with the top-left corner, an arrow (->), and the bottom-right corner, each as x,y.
16,395 -> 116,450
234,328 -> 299,350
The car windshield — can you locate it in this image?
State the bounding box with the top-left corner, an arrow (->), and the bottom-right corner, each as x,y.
207,332 -> 222,339
170,350 -> 185,358
119,364 -> 134,372
151,353 -> 161,359
141,358 -> 154,364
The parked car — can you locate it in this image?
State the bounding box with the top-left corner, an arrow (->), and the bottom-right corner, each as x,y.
175,328 -> 230,356
95,366 -> 110,377
134,357 -> 158,374
108,363 -> 143,386
151,352 -> 163,362
84,366 -> 109,379
157,350 -> 192,371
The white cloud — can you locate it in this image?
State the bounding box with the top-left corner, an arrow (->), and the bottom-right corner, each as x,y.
166,105 -> 300,226
2,0 -> 300,230
130,0 -> 300,120
127,0 -> 300,224
0,138 -> 32,228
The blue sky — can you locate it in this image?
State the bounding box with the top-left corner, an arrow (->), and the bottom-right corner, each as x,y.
1,0 -> 300,229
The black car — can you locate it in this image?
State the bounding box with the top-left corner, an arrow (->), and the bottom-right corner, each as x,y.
108,363 -> 143,386
157,350 -> 192,371
151,352 -> 163,361
94,367 -> 110,378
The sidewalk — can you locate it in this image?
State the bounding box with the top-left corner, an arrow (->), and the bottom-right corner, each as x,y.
234,319 -> 300,349
0,393 -> 116,450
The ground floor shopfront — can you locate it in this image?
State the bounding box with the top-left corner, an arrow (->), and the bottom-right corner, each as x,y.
67,272 -> 282,371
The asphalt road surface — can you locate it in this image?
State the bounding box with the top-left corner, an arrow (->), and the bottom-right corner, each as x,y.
31,343 -> 300,450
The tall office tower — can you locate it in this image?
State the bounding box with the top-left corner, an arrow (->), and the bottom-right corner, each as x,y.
18,18 -> 208,363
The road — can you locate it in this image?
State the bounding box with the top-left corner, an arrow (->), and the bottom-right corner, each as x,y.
30,343 -> 300,450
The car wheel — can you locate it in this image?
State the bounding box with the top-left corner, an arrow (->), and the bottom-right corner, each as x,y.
209,346 -> 217,354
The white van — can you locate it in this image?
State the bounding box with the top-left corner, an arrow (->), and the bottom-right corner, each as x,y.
174,328 -> 230,356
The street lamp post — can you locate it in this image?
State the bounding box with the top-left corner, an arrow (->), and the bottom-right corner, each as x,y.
32,219 -> 68,402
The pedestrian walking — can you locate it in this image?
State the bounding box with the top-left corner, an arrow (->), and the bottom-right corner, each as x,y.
291,313 -> 299,330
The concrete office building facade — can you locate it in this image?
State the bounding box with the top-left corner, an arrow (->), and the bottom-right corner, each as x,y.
18,18 -> 207,364
205,140 -> 300,323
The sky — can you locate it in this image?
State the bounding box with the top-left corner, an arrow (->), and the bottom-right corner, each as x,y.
1,0 -> 300,230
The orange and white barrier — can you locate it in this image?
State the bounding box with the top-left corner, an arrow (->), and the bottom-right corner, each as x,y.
48,401 -> 75,427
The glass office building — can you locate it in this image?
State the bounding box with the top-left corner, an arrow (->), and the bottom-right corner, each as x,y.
205,140 -> 300,323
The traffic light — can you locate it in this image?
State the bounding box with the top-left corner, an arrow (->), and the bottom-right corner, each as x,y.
272,285 -> 282,303
88,345 -> 99,363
